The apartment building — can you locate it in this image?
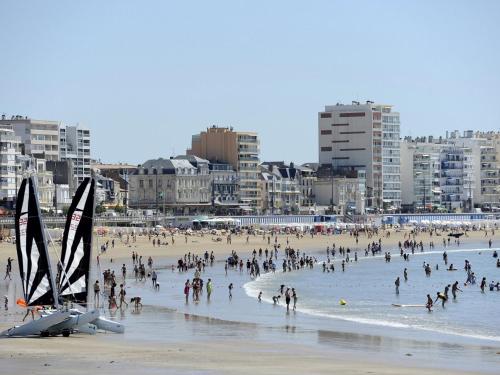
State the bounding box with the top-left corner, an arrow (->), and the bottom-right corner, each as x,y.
60,125 -> 91,184
128,156 -> 211,215
0,127 -> 21,206
400,140 -> 443,211
0,115 -> 60,160
187,126 -> 261,210
318,102 -> 401,210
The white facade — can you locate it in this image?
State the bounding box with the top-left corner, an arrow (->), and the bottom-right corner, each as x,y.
0,127 -> 21,204
0,115 -> 60,161
318,102 -> 400,210
60,125 -> 91,185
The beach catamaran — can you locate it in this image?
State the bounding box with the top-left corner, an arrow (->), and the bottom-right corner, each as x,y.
0,177 -> 70,337
1,176 -> 124,337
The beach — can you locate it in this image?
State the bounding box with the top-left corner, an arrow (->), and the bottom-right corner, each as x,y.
1,228 -> 499,374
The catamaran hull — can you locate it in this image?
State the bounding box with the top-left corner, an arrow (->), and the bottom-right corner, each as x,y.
77,323 -> 97,335
0,310 -> 71,337
45,309 -> 100,335
91,316 -> 125,333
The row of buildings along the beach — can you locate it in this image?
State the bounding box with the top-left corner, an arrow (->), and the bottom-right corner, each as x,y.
1,102 -> 500,215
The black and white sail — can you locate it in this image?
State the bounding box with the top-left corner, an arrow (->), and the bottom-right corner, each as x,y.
15,177 -> 57,306
58,177 -> 95,304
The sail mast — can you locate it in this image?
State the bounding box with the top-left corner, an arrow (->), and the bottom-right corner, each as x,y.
32,176 -> 59,308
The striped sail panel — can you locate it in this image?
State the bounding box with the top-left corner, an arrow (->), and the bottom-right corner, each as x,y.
15,177 -> 56,306
58,178 -> 95,304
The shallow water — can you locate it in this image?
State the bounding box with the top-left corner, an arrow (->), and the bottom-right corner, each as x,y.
245,246 -> 500,343
117,242 -> 500,373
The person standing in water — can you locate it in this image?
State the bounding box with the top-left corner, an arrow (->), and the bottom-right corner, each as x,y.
206,278 -> 213,300
403,268 -> 408,282
258,291 -> 262,302
395,277 -> 400,294
184,279 -> 191,303
480,277 -> 487,293
434,291 -> 448,308
292,288 -> 297,310
285,288 -> 291,311
452,281 -> 462,300
228,283 -> 233,300
426,294 -> 433,312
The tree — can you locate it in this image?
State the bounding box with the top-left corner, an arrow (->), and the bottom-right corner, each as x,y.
95,203 -> 106,215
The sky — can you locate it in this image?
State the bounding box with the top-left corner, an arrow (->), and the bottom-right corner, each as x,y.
1,0 -> 499,165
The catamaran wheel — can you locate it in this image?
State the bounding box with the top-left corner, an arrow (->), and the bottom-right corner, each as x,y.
40,331 -> 50,337
62,329 -> 71,337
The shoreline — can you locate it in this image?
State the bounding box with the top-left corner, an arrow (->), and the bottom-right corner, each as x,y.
1,229 -> 499,374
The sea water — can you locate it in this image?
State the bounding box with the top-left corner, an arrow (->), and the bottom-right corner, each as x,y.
121,242 -> 500,372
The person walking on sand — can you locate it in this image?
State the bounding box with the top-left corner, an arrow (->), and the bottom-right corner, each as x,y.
3,264 -> 11,280
119,284 -> 128,308
94,280 -> 100,307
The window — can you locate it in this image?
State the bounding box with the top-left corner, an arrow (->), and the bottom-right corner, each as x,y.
149,180 -> 153,188
340,112 -> 365,117
321,130 -> 332,135
340,131 -> 366,135
332,157 -> 350,160
139,180 -> 144,188
320,113 -> 332,118
331,123 -> 349,127
321,147 -> 332,151
340,148 -> 366,151
332,140 -> 349,143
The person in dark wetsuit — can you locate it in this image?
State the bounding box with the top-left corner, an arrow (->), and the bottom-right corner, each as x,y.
452,281 -> 462,299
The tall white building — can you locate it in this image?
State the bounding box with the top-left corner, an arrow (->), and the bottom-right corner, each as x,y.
60,125 -> 91,185
0,127 -> 21,205
0,115 -> 60,161
318,102 -> 401,210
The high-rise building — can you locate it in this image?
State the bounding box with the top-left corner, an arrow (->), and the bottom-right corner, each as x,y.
0,115 -> 60,161
187,126 -> 261,210
318,102 -> 401,210
0,127 -> 21,206
59,125 -> 91,184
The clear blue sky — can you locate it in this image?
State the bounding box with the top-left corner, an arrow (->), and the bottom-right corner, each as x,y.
1,1 -> 499,164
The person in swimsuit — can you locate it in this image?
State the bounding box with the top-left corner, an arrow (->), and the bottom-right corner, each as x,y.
426,294 -> 433,312
206,278 -> 213,300
184,279 -> 191,303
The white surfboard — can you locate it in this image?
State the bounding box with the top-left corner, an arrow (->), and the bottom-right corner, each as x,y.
392,304 -> 426,308
0,310 -> 71,337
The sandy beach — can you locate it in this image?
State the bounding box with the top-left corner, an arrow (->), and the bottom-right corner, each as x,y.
0,228 -> 498,374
